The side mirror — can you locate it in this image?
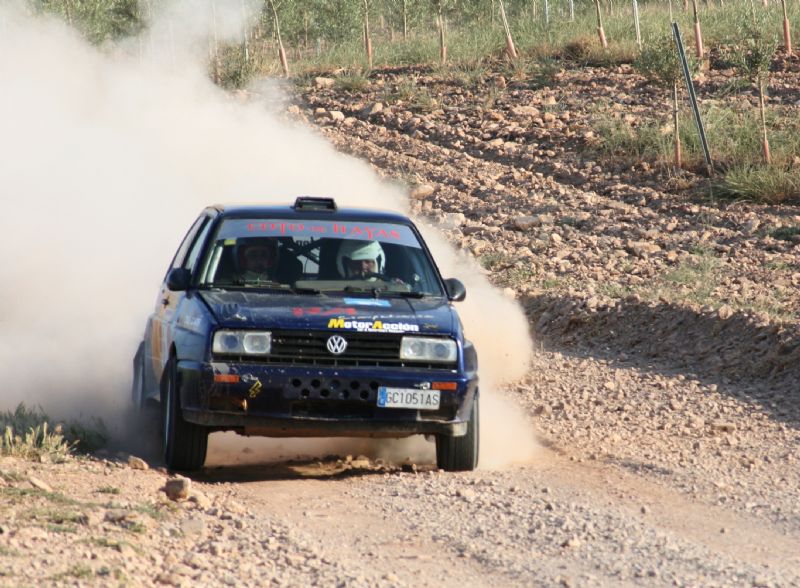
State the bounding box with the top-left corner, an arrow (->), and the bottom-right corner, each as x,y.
444,278 -> 466,302
166,268 -> 192,291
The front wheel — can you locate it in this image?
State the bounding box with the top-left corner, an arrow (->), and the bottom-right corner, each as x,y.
162,357 -> 208,471
436,395 -> 479,472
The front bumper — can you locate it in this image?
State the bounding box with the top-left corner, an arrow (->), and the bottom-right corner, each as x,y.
177,360 -> 478,438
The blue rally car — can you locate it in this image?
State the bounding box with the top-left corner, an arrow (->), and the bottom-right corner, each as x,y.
131,197 -> 479,471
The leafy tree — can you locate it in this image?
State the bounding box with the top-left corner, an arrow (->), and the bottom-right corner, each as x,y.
733,18 -> 778,164
634,34 -> 698,169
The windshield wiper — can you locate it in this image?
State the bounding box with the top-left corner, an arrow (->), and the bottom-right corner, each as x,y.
386,291 -> 429,298
344,284 -> 380,294
290,285 -> 325,296
210,279 -> 292,292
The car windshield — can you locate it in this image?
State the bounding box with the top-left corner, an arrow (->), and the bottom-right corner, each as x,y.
196,218 -> 445,297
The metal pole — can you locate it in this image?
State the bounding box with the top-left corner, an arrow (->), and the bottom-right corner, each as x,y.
672,22 -> 713,174
633,0 -> 642,48
569,0 -> 575,21
544,0 -> 550,26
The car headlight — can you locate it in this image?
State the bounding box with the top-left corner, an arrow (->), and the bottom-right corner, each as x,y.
400,337 -> 457,363
212,330 -> 272,356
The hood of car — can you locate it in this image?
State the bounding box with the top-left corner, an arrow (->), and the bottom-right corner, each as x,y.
198,291 -> 456,335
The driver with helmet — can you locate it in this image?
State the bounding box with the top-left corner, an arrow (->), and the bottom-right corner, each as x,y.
237,237 -> 280,283
336,240 -> 385,280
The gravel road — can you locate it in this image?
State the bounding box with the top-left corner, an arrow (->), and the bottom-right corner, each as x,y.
2,65 -> 799,587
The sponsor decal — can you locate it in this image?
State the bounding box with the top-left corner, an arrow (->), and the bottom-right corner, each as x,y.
248,380 -> 263,399
241,374 -> 263,399
292,306 -> 357,317
343,298 -> 391,307
177,313 -> 204,333
327,317 -> 419,333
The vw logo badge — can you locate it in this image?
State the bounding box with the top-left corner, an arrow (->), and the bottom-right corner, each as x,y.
326,335 -> 348,355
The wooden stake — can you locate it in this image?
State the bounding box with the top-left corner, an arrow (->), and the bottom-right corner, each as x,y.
438,10 -> 448,64
211,0 -> 220,84
594,0 -> 608,48
268,0 -> 290,77
691,0 -> 704,59
758,76 -> 772,164
673,81 -> 682,168
363,0 -> 373,68
498,0 -> 518,59
402,0 -> 408,40
781,0 -> 793,55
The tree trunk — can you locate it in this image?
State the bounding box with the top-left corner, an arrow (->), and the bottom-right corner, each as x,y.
498,0 -> 518,59
268,0 -> 289,77
758,76 -> 771,164
594,0 -> 608,48
673,81 -> 682,168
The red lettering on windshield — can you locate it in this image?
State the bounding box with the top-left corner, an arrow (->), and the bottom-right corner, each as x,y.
242,222 -> 403,240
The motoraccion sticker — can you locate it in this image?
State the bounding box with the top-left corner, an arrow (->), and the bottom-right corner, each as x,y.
327,318 -> 419,333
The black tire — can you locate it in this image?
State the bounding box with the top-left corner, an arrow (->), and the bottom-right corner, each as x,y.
162,357 -> 208,471
436,395 -> 479,472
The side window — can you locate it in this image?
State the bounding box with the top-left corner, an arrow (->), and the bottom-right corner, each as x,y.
184,218 -> 214,273
169,215 -> 207,273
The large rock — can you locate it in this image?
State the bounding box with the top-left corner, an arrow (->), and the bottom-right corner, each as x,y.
164,476 -> 191,501
360,102 -> 383,118
514,216 -> 543,230
28,476 -> 52,493
314,77 -> 335,89
127,456 -> 149,470
410,184 -> 435,200
511,105 -> 540,118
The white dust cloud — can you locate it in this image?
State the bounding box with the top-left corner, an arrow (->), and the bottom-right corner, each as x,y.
0,4 -> 536,468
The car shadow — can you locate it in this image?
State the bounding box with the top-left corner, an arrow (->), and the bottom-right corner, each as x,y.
190,458 -> 415,484
521,291 -> 800,431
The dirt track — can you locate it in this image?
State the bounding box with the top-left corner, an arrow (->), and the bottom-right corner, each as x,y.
3,66 -> 800,586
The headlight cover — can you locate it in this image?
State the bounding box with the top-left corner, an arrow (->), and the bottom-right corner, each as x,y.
212,330 -> 272,356
400,337 -> 457,363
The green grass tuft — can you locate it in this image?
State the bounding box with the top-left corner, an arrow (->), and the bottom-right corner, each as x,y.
0,403 -> 107,460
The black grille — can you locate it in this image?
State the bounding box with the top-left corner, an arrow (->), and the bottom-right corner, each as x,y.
221,330 -> 456,370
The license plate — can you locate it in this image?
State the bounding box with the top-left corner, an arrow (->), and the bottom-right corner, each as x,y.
377,387 -> 440,410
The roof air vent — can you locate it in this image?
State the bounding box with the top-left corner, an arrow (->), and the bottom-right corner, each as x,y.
292,196 -> 337,212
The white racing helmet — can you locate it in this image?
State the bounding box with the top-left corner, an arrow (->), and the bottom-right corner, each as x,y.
336,240 -> 385,278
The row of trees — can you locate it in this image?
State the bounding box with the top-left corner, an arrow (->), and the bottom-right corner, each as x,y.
22,0 -> 793,171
